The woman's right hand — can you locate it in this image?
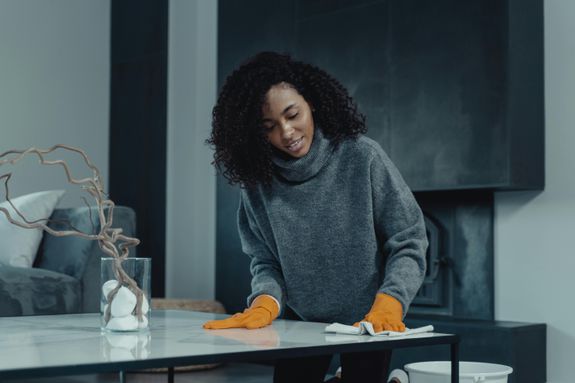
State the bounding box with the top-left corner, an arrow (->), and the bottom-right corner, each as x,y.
203,295 -> 280,330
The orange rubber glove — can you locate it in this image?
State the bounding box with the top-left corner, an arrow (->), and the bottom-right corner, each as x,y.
203,295 -> 279,330
353,293 -> 406,333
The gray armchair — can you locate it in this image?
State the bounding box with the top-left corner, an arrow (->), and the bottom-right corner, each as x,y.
0,206 -> 136,317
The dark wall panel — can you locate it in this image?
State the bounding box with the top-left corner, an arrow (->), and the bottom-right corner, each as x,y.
506,0 -> 545,189
388,0 -> 507,190
294,0 -> 543,191
296,1 -> 391,153
216,0 -> 297,313
110,1 -> 168,297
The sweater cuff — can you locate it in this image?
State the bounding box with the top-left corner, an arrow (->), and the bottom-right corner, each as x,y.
257,294 -> 281,314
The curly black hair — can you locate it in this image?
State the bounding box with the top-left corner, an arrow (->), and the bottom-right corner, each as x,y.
207,51 -> 367,188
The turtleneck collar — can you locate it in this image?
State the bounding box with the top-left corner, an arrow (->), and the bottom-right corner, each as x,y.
271,127 -> 334,183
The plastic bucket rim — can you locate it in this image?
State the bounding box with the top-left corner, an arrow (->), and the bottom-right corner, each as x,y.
404,361 -> 513,378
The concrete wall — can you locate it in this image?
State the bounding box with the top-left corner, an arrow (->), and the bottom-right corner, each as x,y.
165,0 -> 218,299
0,0 -> 110,208
494,1 -> 575,382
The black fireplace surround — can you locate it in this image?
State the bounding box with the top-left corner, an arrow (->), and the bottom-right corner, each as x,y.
216,0 -> 546,382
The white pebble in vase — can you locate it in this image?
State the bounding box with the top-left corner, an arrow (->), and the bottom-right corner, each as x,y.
111,286 -> 137,317
138,315 -> 149,329
102,280 -> 119,300
106,315 -> 139,331
141,295 -> 149,314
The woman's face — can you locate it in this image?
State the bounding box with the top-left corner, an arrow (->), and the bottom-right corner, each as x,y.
261,83 -> 315,158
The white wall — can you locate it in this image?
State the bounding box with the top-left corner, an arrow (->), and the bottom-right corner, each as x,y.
0,0 -> 110,207
494,1 -> 575,382
166,0 -> 218,299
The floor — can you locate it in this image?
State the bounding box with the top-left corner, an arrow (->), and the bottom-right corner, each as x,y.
2,363 -> 276,383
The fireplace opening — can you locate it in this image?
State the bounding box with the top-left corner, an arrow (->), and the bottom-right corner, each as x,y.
409,191 -> 494,321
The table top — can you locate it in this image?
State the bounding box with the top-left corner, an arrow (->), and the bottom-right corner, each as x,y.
0,310 -> 457,379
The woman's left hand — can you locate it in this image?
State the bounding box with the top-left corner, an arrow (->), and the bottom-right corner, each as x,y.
353,293 -> 406,333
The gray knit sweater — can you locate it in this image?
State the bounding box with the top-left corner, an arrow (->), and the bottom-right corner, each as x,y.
238,128 -> 428,325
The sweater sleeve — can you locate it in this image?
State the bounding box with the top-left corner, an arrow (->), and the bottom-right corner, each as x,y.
370,149 -> 428,316
237,193 -> 287,314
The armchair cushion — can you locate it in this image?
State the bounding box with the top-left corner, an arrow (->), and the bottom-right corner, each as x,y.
0,265 -> 80,316
0,205 -> 136,317
37,207 -> 105,280
36,206 -> 137,313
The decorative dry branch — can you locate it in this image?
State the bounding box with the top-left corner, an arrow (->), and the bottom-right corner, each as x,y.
0,145 -> 143,326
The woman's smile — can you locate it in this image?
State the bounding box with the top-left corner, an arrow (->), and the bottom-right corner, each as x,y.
286,137 -> 304,153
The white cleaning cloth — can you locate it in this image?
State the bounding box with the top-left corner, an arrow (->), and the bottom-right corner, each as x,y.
325,322 -> 434,337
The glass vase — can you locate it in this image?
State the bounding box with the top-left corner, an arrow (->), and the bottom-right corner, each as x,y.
101,257 -> 151,332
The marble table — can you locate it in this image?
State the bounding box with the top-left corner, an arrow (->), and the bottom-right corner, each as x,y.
0,310 -> 460,382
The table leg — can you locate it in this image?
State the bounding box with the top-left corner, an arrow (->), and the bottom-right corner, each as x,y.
168,366 -> 174,383
451,341 -> 459,383
119,370 -> 126,383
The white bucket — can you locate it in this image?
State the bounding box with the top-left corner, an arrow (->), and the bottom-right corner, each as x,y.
404,361 -> 513,383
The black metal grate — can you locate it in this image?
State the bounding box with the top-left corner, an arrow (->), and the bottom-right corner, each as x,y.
410,214 -> 453,316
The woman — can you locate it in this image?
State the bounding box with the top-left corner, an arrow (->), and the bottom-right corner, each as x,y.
204,52 -> 428,383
